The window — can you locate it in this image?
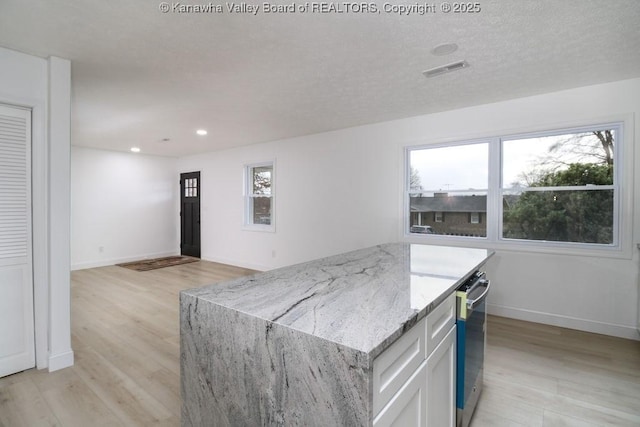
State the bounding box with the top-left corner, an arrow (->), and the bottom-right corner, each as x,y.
406,122 -> 623,251
501,128 -> 616,245
184,178 -> 198,198
408,142 -> 489,238
244,162 -> 274,230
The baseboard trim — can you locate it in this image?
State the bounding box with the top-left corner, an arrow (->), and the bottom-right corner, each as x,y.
48,350 -> 74,372
201,255 -> 268,272
71,251 -> 180,270
488,303 -> 640,341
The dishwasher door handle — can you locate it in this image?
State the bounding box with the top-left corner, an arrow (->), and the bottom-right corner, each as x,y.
467,280 -> 490,310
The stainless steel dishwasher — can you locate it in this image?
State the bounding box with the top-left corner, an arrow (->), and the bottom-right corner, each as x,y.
456,271 -> 490,427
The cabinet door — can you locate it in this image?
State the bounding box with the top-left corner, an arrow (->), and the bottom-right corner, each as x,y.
425,293 -> 455,358
425,325 -> 456,427
373,318 -> 426,415
373,361 -> 427,427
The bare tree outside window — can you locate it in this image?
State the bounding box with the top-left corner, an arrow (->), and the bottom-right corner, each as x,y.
245,163 -> 274,229
252,167 -> 272,195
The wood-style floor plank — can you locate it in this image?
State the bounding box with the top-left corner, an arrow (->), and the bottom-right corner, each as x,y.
35,368 -> 122,427
0,260 -> 255,427
1,261 -> 639,426
0,379 -> 60,427
472,316 -> 640,427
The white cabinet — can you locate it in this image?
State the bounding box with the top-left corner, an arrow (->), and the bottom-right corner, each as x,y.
373,293 -> 457,427
373,360 -> 427,427
372,317 -> 426,415
425,292 -> 455,357
425,326 -> 456,427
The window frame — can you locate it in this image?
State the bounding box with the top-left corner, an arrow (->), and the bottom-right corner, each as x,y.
405,138 -> 491,242
497,123 -> 621,249
243,160 -> 275,232
404,120 -> 628,258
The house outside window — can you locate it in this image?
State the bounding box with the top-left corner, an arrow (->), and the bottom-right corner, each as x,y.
406,122 -> 623,252
408,142 -> 489,238
244,161 -> 275,231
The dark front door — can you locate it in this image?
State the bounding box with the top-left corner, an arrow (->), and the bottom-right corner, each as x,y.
180,172 -> 201,258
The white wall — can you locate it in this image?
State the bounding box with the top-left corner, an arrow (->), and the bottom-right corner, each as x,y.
178,131 -> 399,271
71,147 -> 178,270
0,47 -> 73,370
179,78 -> 640,340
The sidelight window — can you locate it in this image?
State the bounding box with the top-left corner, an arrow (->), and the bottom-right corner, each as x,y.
244,161 -> 275,231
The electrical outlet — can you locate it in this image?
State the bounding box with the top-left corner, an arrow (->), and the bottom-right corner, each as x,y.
99,246 -> 104,253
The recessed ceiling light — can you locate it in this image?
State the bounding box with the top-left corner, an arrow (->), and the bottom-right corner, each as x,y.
196,129 -> 207,136
431,43 -> 458,56
130,147 -> 141,153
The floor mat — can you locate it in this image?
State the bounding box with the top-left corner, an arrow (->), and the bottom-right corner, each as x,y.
116,256 -> 199,271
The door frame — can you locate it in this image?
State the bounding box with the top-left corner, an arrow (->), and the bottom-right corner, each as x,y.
0,104 -> 34,377
3,98 -> 48,370
180,171 -> 201,258
15,100 -> 50,370
0,56 -> 74,373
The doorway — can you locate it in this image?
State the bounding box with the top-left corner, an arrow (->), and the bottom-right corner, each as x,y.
180,171 -> 201,258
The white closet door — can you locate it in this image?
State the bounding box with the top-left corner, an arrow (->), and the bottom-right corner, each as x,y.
0,104 -> 34,378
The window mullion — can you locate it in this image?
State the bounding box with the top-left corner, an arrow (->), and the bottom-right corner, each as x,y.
487,137 -> 501,242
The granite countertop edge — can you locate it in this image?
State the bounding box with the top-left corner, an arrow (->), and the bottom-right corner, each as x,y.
180,244 -> 494,362
367,251 -> 493,360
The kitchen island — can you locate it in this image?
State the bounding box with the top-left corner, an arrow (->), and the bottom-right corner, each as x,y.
180,243 -> 493,426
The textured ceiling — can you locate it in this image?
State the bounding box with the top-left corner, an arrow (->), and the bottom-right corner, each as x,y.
0,0 -> 639,157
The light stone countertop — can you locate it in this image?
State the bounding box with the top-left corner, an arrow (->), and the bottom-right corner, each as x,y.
183,242 -> 493,359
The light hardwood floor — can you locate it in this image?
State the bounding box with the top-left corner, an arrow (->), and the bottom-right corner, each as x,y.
0,261 -> 255,427
1,261 -> 639,426
475,316 -> 640,426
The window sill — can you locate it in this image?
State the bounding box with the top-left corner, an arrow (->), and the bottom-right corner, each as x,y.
243,224 -> 276,233
403,233 -> 632,260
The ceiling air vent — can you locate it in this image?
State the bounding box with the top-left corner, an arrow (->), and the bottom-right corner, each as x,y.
422,60 -> 469,78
